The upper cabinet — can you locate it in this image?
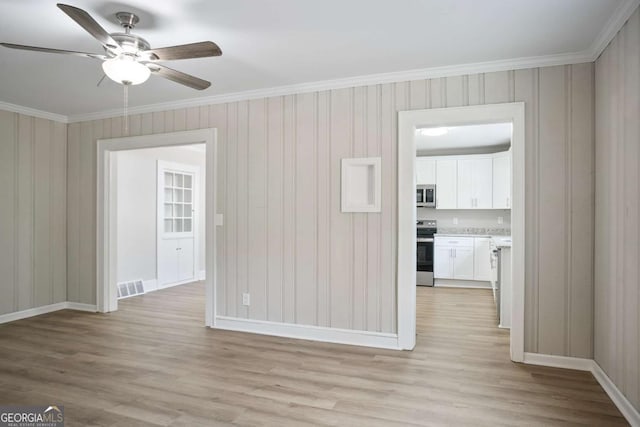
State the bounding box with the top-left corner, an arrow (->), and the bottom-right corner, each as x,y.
457,157 -> 493,209
435,159 -> 457,209
418,151 -> 511,210
415,158 -> 436,185
492,152 -> 511,209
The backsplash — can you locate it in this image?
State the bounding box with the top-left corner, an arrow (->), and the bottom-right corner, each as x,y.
417,208 -> 511,231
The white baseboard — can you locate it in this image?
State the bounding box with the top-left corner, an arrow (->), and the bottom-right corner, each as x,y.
0,301 -> 98,324
592,361 -> 640,426
0,302 -> 68,324
434,279 -> 492,289
523,352 -> 593,371
523,353 -> 640,426
64,302 -> 98,312
214,316 -> 400,350
198,270 -> 206,280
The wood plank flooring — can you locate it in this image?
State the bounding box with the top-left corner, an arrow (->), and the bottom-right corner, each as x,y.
0,284 -> 627,426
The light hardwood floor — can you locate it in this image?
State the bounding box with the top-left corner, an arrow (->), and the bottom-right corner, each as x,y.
0,284 -> 627,426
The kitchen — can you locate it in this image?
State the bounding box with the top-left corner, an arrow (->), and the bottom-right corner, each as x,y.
415,123 -> 513,329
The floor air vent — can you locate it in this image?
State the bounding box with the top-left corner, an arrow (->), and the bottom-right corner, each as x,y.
117,280 -> 145,299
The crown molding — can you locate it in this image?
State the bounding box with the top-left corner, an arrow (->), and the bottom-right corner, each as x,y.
4,0 -> 637,124
0,101 -> 68,123
589,0 -> 639,60
67,50 -> 595,123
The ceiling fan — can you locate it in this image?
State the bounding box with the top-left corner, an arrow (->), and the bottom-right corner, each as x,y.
1,3 -> 221,90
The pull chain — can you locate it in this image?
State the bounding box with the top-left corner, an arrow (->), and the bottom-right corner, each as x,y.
123,83 -> 130,135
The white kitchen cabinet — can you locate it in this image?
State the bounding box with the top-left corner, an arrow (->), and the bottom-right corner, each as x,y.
473,237 -> 492,281
434,237 -> 474,280
457,158 -> 492,209
452,247 -> 474,280
434,246 -> 453,278
492,152 -> 511,209
435,159 -> 457,209
416,157 -> 436,185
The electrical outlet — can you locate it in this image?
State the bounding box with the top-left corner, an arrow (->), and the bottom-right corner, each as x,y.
497,216 -> 504,225
453,217 -> 459,225
242,293 -> 250,306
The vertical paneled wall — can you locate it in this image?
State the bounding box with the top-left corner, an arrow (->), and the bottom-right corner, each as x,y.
595,7 -> 640,412
67,63 -> 595,354
0,111 -> 67,315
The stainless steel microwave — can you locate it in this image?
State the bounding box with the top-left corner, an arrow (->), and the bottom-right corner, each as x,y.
416,185 -> 436,208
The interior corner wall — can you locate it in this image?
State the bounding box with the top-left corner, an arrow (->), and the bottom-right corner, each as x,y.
66,63 -> 595,353
0,110 -> 67,315
116,146 -> 206,285
594,6 -> 640,412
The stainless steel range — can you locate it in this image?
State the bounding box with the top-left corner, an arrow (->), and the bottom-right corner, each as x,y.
417,220 -> 437,286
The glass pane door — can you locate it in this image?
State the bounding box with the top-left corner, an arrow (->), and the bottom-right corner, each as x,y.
163,171 -> 194,235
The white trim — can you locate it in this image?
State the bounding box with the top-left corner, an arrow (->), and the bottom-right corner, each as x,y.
434,280 -> 492,289
65,302 -> 98,312
0,302 -> 97,324
97,129 -> 217,328
65,53 -> 591,123
522,352 -> 593,371
198,270 -> 206,280
397,103 -> 525,362
592,361 -> 640,426
522,353 -> 640,426
589,0 -> 640,60
0,302 -> 68,324
215,316 -> 400,350
0,101 -> 68,123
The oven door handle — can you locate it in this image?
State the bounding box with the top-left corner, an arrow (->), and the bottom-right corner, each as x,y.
416,238 -> 434,243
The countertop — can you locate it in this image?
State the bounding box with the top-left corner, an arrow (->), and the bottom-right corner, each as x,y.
492,236 -> 512,248
433,232 -> 512,248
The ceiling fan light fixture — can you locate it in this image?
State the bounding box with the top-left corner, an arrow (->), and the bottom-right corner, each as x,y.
102,55 -> 150,85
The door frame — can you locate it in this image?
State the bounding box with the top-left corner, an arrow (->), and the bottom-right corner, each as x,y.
156,160 -> 200,289
397,103 -> 525,362
97,129 -> 217,327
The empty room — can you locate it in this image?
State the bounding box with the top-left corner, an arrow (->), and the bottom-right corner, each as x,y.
0,1 -> 639,425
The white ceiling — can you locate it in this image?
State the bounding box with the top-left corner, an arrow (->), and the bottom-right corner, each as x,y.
415,123 -> 512,152
0,0 -> 633,118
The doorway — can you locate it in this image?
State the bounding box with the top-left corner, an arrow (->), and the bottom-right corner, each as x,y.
97,129 -> 217,327
397,103 -> 525,362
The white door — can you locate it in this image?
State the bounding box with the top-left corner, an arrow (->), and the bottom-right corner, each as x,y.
452,247 -> 474,280
473,238 -> 492,281
492,152 -> 511,209
436,159 -> 457,209
434,246 -> 453,279
416,158 -> 436,185
158,162 -> 198,288
177,238 -> 195,281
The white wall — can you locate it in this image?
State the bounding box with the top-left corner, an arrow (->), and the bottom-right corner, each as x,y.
0,111 -> 67,315
419,209 -> 510,230
67,63 -> 595,354
116,145 -> 206,285
594,6 -> 640,413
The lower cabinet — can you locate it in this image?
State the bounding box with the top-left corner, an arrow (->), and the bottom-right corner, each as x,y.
434,236 -> 491,282
434,237 -> 474,280
158,237 -> 195,288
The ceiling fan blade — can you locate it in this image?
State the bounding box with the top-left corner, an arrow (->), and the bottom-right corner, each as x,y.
57,3 -> 121,52
147,63 -> 211,90
147,41 -> 222,61
1,42 -> 107,60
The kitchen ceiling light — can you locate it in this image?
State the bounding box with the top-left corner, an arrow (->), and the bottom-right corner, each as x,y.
419,127 -> 449,137
102,55 -> 151,85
